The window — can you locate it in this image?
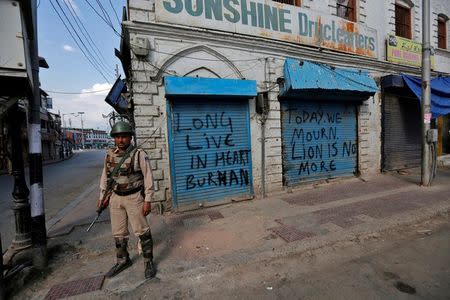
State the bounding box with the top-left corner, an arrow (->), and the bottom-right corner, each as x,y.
273,0 -> 301,6
438,15 -> 447,49
337,0 -> 356,22
395,3 -> 412,39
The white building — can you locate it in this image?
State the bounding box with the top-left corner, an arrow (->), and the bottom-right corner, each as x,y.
84,129 -> 112,149
118,0 -> 450,211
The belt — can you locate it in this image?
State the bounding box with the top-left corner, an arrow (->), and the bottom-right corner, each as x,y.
114,186 -> 142,196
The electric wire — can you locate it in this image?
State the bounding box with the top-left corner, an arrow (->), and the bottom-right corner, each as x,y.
313,61 -> 378,90
55,0 -> 112,77
108,0 -> 122,28
64,0 -> 112,71
94,0 -> 115,30
45,88 -> 111,95
78,4 -> 267,63
50,0 -> 112,83
83,0 -> 122,37
55,0 -> 110,74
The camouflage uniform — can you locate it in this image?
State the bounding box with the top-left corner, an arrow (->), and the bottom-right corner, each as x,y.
100,145 -> 155,278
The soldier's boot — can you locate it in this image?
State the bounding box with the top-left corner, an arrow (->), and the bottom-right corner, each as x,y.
139,230 -> 156,279
105,238 -> 132,278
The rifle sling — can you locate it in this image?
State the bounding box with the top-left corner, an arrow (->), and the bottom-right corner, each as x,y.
107,145 -> 137,190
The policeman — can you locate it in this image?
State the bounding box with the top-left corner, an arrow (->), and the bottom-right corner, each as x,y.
99,121 -> 156,279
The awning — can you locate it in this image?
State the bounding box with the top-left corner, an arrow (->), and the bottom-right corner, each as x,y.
402,75 -> 450,118
164,76 -> 257,97
280,58 -> 378,101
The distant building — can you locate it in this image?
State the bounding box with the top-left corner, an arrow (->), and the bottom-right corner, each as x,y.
0,89 -> 61,172
84,129 -> 111,149
63,127 -> 112,149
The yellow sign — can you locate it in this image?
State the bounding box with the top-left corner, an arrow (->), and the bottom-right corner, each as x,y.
386,35 -> 435,69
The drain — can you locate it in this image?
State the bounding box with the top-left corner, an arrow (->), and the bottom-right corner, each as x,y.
395,281 -> 416,294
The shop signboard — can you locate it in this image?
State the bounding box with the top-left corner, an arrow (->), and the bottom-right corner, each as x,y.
157,0 -> 379,58
386,35 -> 435,69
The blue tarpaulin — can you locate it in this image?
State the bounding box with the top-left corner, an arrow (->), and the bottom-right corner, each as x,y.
402,74 -> 450,118
280,58 -> 378,101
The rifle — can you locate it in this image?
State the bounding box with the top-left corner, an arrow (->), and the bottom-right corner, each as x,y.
86,145 -> 136,232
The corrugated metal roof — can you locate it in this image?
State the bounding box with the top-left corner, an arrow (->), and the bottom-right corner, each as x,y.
164,76 -> 257,97
280,58 -> 378,100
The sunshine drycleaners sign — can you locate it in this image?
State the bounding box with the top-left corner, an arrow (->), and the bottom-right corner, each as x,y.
157,0 -> 378,58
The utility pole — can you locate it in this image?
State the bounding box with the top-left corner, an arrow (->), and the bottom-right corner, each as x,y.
78,112 -> 85,149
8,103 -> 32,254
29,0 -> 47,267
0,234 -> 4,299
421,0 -> 432,186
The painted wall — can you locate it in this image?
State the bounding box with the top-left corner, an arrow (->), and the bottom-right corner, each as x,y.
125,0 -> 450,208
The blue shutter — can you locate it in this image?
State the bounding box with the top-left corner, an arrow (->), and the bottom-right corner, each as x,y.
281,100 -> 357,185
168,98 -> 253,208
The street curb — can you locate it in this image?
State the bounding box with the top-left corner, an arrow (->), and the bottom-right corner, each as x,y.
42,152 -> 75,167
47,218 -> 110,239
0,153 -> 76,176
46,182 -> 98,232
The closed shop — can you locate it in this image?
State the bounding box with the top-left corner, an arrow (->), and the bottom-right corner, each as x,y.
281,100 -> 358,185
380,75 -> 425,171
166,76 -> 256,210
381,74 -> 450,170
438,115 -> 450,155
382,94 -> 421,170
279,59 -> 378,185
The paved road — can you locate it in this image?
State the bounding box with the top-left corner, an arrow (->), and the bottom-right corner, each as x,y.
130,216 -> 450,300
0,150 -> 105,250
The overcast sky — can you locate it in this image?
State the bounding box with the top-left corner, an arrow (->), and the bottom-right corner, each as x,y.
38,0 -> 126,131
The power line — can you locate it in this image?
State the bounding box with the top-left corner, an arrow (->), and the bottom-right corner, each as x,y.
49,0 -> 111,83
64,0 -> 112,71
83,0 -> 122,37
79,4 -> 265,63
55,0 -> 109,79
94,0 -> 115,30
45,88 -> 111,95
108,0 -> 121,28
55,0 -> 111,76
313,61 -> 378,90
53,0 -> 111,75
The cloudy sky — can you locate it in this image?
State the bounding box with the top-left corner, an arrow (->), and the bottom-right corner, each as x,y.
38,0 -> 126,131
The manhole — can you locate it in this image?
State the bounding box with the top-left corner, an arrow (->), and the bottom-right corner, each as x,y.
395,281 -> 416,294
207,211 -> 224,221
269,224 -> 315,243
45,275 -> 104,300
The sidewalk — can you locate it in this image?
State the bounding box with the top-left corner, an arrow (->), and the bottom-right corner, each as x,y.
0,152 -> 74,176
14,167 -> 450,299
438,154 -> 450,168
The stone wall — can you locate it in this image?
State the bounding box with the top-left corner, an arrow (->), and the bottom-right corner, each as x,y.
124,0 -> 450,209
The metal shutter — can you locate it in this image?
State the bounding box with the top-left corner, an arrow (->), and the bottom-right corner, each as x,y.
382,95 -> 421,170
169,98 -> 253,208
281,100 -> 357,185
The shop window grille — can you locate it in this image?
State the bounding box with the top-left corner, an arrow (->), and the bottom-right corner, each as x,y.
337,0 -> 356,22
272,0 -> 301,6
395,4 -> 412,39
438,16 -> 447,49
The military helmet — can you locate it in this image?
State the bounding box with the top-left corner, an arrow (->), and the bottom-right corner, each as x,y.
110,121 -> 134,137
